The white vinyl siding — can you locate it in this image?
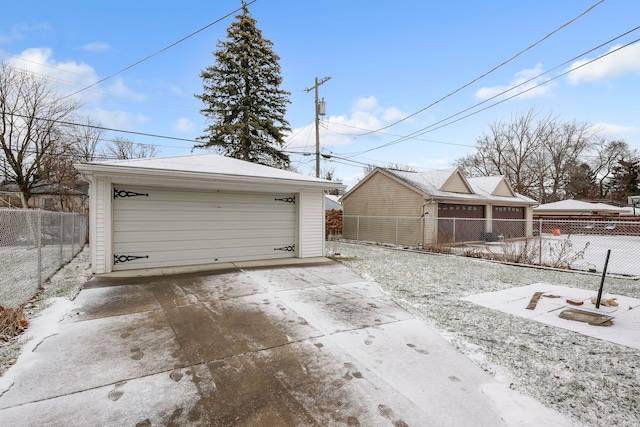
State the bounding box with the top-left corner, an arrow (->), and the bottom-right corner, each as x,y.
112,186 -> 296,271
94,177 -> 108,274
298,189 -> 325,258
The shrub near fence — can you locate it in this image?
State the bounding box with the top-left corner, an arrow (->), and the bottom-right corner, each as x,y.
341,214 -> 640,278
0,209 -> 87,308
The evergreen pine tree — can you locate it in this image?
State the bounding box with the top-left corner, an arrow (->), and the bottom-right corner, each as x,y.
195,2 -> 291,169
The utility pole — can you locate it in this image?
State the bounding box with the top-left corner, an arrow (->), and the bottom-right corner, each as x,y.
304,76 -> 331,177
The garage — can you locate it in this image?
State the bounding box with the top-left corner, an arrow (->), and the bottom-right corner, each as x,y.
492,205 -> 525,238
437,203 -> 485,243
112,186 -> 297,271
76,154 -> 343,274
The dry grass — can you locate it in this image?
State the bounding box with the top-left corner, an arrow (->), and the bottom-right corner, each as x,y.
0,305 -> 29,342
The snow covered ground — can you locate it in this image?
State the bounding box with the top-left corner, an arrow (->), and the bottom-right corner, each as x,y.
461,234 -> 640,278
3,242 -> 639,426
327,240 -> 640,427
0,247 -> 92,377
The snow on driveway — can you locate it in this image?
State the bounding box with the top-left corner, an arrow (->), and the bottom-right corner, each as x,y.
328,241 -> 640,427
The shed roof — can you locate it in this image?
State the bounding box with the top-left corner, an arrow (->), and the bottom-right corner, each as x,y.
385,168 -> 536,204
75,153 -> 344,190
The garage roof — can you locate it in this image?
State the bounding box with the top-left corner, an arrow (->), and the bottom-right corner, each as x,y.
533,199 -> 628,214
385,168 -> 537,204
75,153 -> 344,190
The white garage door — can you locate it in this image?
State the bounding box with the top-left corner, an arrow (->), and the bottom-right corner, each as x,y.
112,186 -> 297,271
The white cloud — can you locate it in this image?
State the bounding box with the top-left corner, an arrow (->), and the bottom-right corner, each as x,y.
106,77 -> 145,102
589,122 -> 636,138
566,43 -> 640,85
7,48 -> 101,103
88,108 -> 149,130
8,48 -> 145,106
82,42 -> 110,52
381,106 -> 406,122
354,96 -> 377,111
174,118 -> 195,133
476,63 -> 555,100
286,96 -> 399,149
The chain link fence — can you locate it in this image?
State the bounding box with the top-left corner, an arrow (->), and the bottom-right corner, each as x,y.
0,209 -> 87,308
341,215 -> 640,278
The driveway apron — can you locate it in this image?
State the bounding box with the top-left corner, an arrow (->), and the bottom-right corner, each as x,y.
0,262 -> 571,426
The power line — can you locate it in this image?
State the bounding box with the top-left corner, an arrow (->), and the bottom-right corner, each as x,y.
341,29 -> 640,158
7,112 -> 202,146
403,38 -> 640,142
60,1 -> 258,100
356,0 -> 605,137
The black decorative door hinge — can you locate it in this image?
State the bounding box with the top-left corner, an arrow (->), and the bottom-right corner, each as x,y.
274,245 -> 295,252
274,195 -> 296,204
114,188 -> 149,199
114,254 -> 149,264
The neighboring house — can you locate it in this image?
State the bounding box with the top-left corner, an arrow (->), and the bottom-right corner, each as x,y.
325,194 -> 342,211
533,200 -> 629,217
340,167 -> 537,246
75,153 -> 344,274
0,182 -> 88,213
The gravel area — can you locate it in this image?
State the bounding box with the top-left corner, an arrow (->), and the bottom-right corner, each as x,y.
327,240 -> 640,427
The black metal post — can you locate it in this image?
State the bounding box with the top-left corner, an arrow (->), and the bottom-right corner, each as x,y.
595,249 -> 611,309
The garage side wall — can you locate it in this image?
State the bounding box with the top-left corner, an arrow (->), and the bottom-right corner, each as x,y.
90,175 -> 112,274
342,172 -> 424,245
298,189 -> 325,258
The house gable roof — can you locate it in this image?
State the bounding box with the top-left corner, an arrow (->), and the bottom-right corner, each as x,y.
340,168 -> 429,202
372,168 -> 536,205
468,176 -> 516,198
440,168 -> 474,194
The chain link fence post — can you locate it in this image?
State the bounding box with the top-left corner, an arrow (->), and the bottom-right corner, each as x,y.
72,214 -> 76,256
37,210 -> 43,289
539,218 -> 543,266
59,213 -> 64,266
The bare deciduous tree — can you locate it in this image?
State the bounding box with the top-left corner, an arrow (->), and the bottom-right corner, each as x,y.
69,117 -> 106,162
104,137 -> 158,160
456,109 -> 546,198
455,109 -> 609,203
0,62 -> 81,207
542,119 -> 595,202
590,138 -> 631,199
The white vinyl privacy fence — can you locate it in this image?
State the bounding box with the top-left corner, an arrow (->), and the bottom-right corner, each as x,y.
0,209 -> 87,308
342,215 -> 640,278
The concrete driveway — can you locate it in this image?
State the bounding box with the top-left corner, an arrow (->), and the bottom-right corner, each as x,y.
0,260 -> 571,426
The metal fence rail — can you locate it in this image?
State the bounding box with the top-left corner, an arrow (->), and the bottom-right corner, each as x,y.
341,215 -> 640,278
0,209 -> 87,308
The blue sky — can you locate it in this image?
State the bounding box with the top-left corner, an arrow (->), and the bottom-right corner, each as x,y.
1,0 -> 639,189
